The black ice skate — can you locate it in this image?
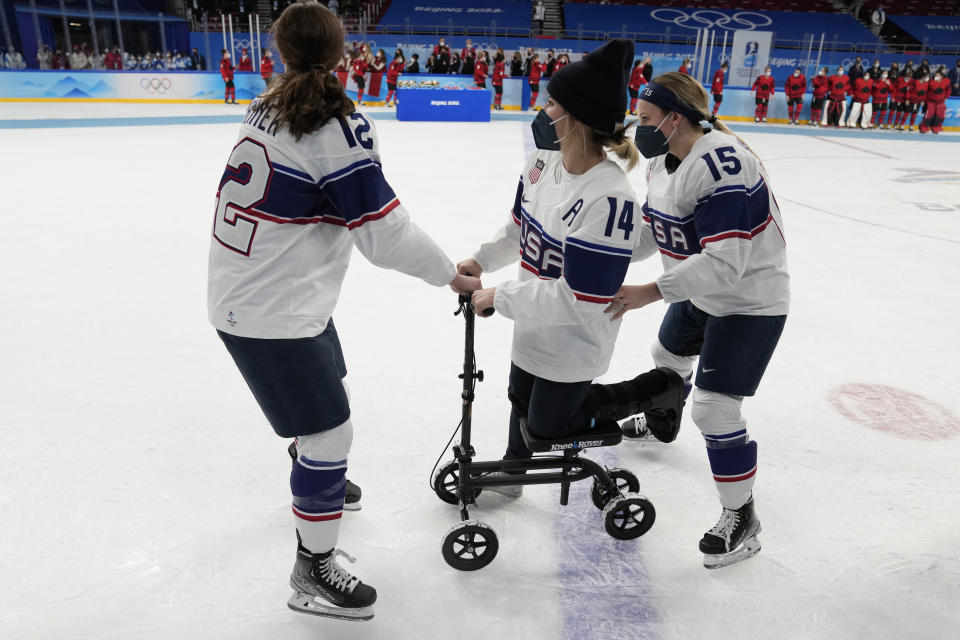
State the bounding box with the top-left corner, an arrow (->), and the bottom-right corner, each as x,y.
288,441 -> 362,510
288,539 -> 377,621
699,496 -> 761,569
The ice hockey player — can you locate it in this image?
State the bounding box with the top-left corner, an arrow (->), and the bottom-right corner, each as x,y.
385,51 -> 404,106
528,53 -> 546,110
710,61 -> 727,117
237,47 -> 254,72
809,66 -> 828,126
821,65 -> 849,127
629,58 -> 648,115
871,70 -> 891,128
458,39 -> 685,501
351,48 -> 369,104
919,68 -> 951,134
219,49 -> 236,104
784,66 -> 806,125
207,3 -> 481,621
888,68 -> 913,130
609,71 -> 789,569
751,67 -> 775,123
846,71 -> 873,128
261,50 -> 274,85
492,51 -> 506,110
907,72 -> 929,131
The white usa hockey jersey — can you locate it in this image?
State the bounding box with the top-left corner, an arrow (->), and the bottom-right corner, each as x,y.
208,103 -> 456,339
473,151 -> 638,383
635,129 -> 790,317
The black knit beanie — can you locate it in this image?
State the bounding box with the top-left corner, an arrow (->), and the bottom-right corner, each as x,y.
546,38 -> 634,133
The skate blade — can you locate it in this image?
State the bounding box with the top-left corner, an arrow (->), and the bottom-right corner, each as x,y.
342,502 -> 361,511
703,535 -> 761,569
287,591 -> 374,621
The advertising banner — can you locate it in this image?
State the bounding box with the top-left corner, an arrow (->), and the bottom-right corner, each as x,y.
729,30 -> 773,88
0,70 -> 267,101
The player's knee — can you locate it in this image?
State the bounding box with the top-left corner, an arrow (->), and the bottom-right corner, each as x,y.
650,340 -> 694,376
691,389 -> 746,438
295,419 -> 354,463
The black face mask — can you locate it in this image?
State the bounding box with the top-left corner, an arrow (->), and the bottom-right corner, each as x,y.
531,109 -> 566,150
634,113 -> 674,159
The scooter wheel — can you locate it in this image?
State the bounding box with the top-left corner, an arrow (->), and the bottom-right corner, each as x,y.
590,467 -> 640,510
603,493 -> 656,540
433,460 -> 482,505
442,520 -> 499,571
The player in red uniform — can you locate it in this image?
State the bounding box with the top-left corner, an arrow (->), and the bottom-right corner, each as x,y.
528,53 -> 546,110
888,69 -> 913,130
919,69 -> 951,134
385,51 -> 404,106
351,51 -> 369,105
846,73 -> 873,128
679,58 -> 691,75
553,53 -> 569,74
260,50 -> 274,85
822,66 -> 849,127
784,67 -> 806,125
751,66 -> 775,123
871,70 -> 891,128
710,61 -> 728,117
219,50 -> 236,104
809,67 -> 828,126
906,73 -> 929,131
236,47 -> 254,72
473,50 -> 488,88
628,59 -> 647,114
492,51 -> 506,110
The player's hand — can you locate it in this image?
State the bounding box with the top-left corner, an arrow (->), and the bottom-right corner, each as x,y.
471,287 -> 496,318
456,259 -> 483,278
450,273 -> 482,294
604,283 -> 663,320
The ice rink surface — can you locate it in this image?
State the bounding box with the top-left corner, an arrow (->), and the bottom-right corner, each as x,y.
1,102 -> 959,640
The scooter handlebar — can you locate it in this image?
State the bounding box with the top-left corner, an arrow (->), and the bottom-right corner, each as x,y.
458,293 -> 495,317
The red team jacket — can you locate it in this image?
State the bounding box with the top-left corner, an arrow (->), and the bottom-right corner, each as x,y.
927,77 -> 951,104
679,64 -> 689,75
752,75 -> 775,99
910,80 -> 928,104
784,74 -> 806,99
474,60 -> 487,84
529,61 -> 545,84
812,75 -> 829,99
492,60 -> 506,86
236,55 -> 253,72
892,77 -> 912,102
872,78 -> 891,102
553,59 -> 567,74
629,66 -> 647,91
387,59 -> 404,84
260,57 -> 273,80
351,58 -> 368,79
852,77 -> 873,103
827,74 -> 849,100
219,57 -> 234,81
711,69 -> 725,95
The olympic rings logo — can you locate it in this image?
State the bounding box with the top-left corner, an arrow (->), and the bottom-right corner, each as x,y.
650,9 -> 773,31
140,77 -> 173,94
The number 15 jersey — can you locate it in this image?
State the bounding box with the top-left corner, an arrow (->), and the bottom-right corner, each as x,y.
636,129 -> 790,317
207,102 -> 456,339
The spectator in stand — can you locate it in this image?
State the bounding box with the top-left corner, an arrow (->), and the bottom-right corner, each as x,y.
917,59 -> 931,80
261,49 -> 274,85
474,49 -> 488,88
191,47 -> 206,71
220,50 -> 237,104
461,49 -> 475,77
450,53 -> 461,74
424,54 -> 435,74
385,51 -> 403,106
709,60 -> 728,117
327,0 -> 338,14
4,48 -> 26,69
533,0 -> 545,36
784,66 -> 806,125
751,66 -> 775,123
679,58 -> 692,75
461,39 -> 473,62
889,69 -> 913,130
523,47 -> 534,77
871,70 -> 892,128
871,5 -> 885,37
867,59 -> 883,80
847,57 -> 864,83
52,49 -> 68,69
906,72 -> 929,131
545,49 -> 556,78
138,54 -> 150,70
554,53 -> 570,74
510,51 -> 523,76
406,53 -> 419,74
641,57 -> 653,83
351,45 -> 370,104
37,44 -> 52,69
919,68 -> 951,134
69,46 -> 88,70
846,71 -> 873,128
822,65 -> 849,127
949,60 -> 960,97
528,53 -> 545,110
433,37 -> 447,58
887,61 -> 900,82
628,58 -> 647,115
436,46 -> 451,74
492,51 -> 506,110
237,48 -> 254,72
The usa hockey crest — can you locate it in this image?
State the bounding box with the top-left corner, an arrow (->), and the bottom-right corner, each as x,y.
528,159 -> 545,184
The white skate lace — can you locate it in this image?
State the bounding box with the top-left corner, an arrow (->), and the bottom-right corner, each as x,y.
708,508 -> 741,544
319,549 -> 360,594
